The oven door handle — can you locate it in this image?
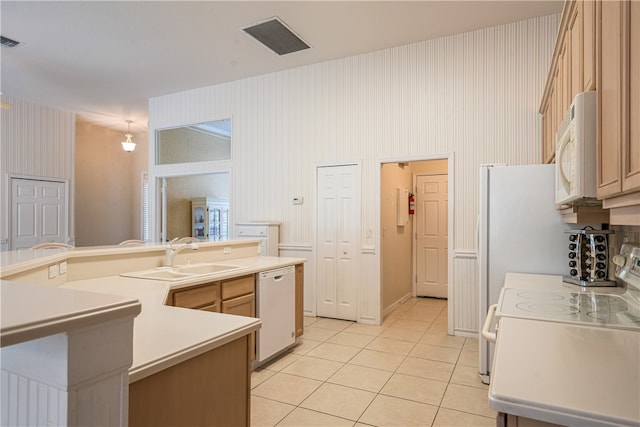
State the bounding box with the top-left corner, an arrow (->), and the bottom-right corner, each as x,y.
481,304 -> 498,343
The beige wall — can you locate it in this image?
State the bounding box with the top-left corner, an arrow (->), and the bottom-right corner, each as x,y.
75,119 -> 148,246
381,163 -> 414,310
157,127 -> 230,164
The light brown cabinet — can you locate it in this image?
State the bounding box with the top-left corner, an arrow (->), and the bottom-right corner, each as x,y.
220,275 -> 256,361
169,282 -> 220,311
597,0 -> 640,224
540,0 -> 598,164
583,0 -> 597,91
129,334 -> 251,427
540,0 -> 638,225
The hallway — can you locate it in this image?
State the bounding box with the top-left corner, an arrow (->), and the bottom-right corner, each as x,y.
251,297 -> 493,426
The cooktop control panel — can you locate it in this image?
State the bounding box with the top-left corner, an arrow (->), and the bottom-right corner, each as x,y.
614,243 -> 640,292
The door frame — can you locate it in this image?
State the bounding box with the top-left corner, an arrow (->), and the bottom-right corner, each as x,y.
378,153 -> 454,334
4,173 -> 70,250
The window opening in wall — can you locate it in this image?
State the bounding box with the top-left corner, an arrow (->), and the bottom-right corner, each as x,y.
155,118 -> 232,165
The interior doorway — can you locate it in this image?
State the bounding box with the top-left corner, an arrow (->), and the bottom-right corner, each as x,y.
380,157 -> 451,323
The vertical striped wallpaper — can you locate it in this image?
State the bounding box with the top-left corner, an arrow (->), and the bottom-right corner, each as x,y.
0,95 -> 74,181
149,14 -> 560,330
0,95 -> 75,244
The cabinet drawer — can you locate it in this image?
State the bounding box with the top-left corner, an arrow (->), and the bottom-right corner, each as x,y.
221,293 -> 254,317
172,283 -> 220,309
200,303 -> 220,313
221,275 -> 254,300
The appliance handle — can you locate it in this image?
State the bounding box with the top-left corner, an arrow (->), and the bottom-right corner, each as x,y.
557,130 -> 572,187
481,304 -> 498,343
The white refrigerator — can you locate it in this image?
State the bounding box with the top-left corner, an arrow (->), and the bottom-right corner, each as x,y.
478,164 -> 577,384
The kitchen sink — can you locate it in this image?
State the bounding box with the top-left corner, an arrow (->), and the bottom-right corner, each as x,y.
177,263 -> 243,275
120,263 -> 246,282
120,269 -> 195,282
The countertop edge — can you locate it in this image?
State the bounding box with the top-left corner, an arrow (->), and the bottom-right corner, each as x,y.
128,318 -> 261,383
1,281 -> 142,348
488,387 -> 636,427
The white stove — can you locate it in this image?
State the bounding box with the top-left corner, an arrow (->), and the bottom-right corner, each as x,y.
496,288 -> 640,331
495,243 -> 640,331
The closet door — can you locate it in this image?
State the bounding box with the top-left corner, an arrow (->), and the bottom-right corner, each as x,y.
316,164 -> 360,321
11,178 -> 66,249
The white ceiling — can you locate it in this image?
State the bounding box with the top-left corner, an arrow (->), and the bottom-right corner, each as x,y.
1,1 -> 562,134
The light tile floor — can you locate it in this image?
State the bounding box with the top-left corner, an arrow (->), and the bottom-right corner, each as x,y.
251,297 -> 495,427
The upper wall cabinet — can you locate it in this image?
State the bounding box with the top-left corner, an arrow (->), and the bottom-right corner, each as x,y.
540,1 -> 597,164
541,0 -> 639,225
597,0 -> 640,224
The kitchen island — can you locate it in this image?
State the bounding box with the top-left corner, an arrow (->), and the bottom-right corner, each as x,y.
0,240 -> 305,427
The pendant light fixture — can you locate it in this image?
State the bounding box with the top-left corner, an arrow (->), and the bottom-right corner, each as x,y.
121,120 -> 136,152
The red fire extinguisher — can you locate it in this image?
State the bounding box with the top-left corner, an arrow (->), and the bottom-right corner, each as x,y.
408,193 -> 415,215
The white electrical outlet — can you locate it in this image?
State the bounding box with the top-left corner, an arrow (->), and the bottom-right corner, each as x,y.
223,247 -> 232,254
59,261 -> 67,275
48,264 -> 59,279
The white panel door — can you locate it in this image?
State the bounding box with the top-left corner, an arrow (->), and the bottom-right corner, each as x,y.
11,178 -> 66,250
416,174 -> 448,298
316,165 -> 360,320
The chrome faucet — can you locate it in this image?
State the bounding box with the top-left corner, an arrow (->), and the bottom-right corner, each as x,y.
165,237 -> 199,267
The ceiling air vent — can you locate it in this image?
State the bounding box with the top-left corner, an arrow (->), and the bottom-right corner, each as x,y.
242,17 -> 310,56
1,35 -> 22,48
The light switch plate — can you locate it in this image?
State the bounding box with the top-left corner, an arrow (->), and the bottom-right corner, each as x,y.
223,247 -> 232,254
59,261 -> 67,275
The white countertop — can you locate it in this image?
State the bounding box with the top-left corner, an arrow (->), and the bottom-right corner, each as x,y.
490,317 -> 640,427
490,273 -> 640,426
0,280 -> 141,348
59,256 -> 304,382
2,248 -> 304,383
60,276 -> 261,383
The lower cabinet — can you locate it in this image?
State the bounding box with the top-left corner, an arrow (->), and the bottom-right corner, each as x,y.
169,281 -> 220,311
221,275 -> 256,361
167,266 -> 304,364
129,334 -> 251,427
169,274 -> 257,361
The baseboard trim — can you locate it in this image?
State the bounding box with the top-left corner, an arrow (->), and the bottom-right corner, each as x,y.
383,292 -> 413,318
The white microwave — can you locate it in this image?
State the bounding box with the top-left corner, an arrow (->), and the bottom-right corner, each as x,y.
555,91 -> 597,205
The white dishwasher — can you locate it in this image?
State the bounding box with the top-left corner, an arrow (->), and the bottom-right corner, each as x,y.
256,266 -> 296,364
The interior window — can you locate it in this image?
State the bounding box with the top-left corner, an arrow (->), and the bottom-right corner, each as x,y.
155,119 -> 231,165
